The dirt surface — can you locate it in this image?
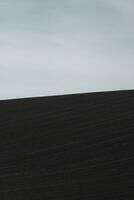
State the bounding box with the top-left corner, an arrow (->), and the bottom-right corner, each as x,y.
0,90 -> 134,199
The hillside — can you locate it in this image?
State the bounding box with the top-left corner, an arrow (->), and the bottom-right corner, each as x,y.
0,90 -> 134,199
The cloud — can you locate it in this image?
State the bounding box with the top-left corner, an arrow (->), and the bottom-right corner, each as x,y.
0,0 -> 134,99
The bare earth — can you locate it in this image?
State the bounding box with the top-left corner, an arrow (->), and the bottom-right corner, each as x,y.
0,90 -> 134,199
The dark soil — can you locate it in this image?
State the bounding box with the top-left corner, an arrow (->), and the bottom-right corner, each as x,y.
0,90 -> 134,199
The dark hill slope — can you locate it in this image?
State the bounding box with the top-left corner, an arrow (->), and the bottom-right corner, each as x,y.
0,90 -> 134,199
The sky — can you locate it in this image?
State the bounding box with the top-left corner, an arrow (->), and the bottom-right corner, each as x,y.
0,0 -> 134,100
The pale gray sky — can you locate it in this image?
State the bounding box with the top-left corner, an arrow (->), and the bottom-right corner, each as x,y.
0,0 -> 134,99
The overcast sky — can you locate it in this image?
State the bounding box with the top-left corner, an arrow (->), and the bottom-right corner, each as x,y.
0,0 -> 134,100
